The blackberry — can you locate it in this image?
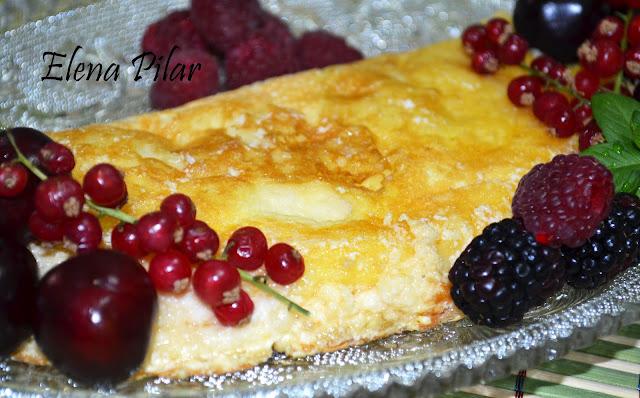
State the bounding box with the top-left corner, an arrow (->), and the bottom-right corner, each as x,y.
449,219 -> 566,327
563,193 -> 640,289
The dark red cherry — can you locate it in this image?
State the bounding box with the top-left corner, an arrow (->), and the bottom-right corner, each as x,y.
0,238 -> 38,357
160,194 -> 196,228
83,164 -> 127,208
34,176 -> 85,222
265,243 -> 305,285
111,223 -> 146,258
177,220 -> 219,262
213,290 -> 254,327
35,250 -> 157,386
0,127 -> 52,169
225,226 -> 268,271
38,142 -> 75,175
63,212 -> 102,254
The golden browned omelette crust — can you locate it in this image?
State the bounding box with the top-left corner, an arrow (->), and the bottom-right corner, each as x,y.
14,39 -> 575,377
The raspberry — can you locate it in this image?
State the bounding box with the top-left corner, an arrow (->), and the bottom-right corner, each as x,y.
296,31 -> 363,70
150,49 -> 220,110
449,219 -> 566,327
512,155 -> 614,248
256,13 -> 296,50
225,34 -> 298,90
563,193 -> 640,289
141,10 -> 208,57
190,0 -> 263,54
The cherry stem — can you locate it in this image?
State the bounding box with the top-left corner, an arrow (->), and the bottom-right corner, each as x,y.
238,269 -> 311,316
519,64 -> 589,105
614,9 -> 634,94
5,132 -> 136,224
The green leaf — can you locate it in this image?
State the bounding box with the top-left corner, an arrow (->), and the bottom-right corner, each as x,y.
591,93 -> 640,145
582,142 -> 640,193
632,110 -> 640,149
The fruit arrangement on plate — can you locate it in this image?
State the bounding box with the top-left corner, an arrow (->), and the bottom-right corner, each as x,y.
4,0 -> 640,393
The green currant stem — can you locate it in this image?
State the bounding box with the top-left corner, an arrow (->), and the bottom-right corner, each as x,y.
519,64 -> 589,105
614,9 -> 634,94
5,132 -> 136,224
238,269 -> 311,316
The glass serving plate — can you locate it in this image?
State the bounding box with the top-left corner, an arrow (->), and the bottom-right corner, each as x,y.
3,0 -> 640,397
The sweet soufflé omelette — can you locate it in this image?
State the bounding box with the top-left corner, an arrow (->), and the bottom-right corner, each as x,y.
14,39 -> 575,377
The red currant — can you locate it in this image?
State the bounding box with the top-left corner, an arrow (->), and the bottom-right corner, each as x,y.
160,193 -> 196,228
177,220 -> 219,262
83,164 -> 127,208
148,250 -> 192,294
507,75 -> 543,106
573,102 -> 593,127
28,212 -> 63,242
485,17 -> 512,46
628,16 -> 640,48
533,92 -> 570,124
548,63 -> 570,85
136,212 -> 180,254
213,290 -> 254,327
531,55 -> 558,75
546,108 -> 577,138
265,243 -> 305,285
498,34 -> 528,65
34,176 -> 85,222
0,163 -> 28,198
192,260 -> 240,307
578,39 -> 624,78
592,16 -> 625,43
225,226 -> 268,271
578,120 -> 605,151
38,142 -> 75,175
462,25 -> 490,54
471,50 -> 499,75
111,222 -> 146,258
573,69 -> 600,99
63,212 -> 102,253
624,47 -> 640,79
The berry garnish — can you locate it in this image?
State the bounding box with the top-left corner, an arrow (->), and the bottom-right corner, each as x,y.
533,91 -> 570,124
83,164 -> 127,208
177,220 -> 219,262
296,30 -> 363,70
547,63 -> 570,85
148,250 -> 192,294
34,176 -> 85,222
461,24 -> 490,54
547,107 -> 577,138
141,10 -> 208,57
28,212 -> 63,242
63,212 -> 102,254
578,39 -> 624,78
531,55 -> 558,75
485,17 -> 512,46
225,226 -> 268,270
507,76 -> 543,107
628,15 -> 640,48
0,238 -> 38,356
38,142 -> 75,175
136,212 -> 180,254
150,49 -> 220,110
563,193 -> 640,289
265,243 -> 305,285
470,49 -> 499,75
193,259 -> 241,306
0,163 -> 28,198
573,102 -> 593,127
579,120 -> 605,151
592,16 -> 625,42
573,69 -> 600,99
624,47 -> 640,79
35,250 -> 157,385
498,34 -> 529,65
449,218 -> 566,327
512,154 -> 614,248
213,290 -> 254,327
0,127 -> 52,171
111,222 -> 146,259
160,193 -> 196,228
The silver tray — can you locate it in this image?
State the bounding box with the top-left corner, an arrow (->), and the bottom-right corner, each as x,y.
3,1 -> 640,397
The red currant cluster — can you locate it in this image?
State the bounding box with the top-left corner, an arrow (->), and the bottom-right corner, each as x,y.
0,131 -> 308,328
462,17 -> 529,74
